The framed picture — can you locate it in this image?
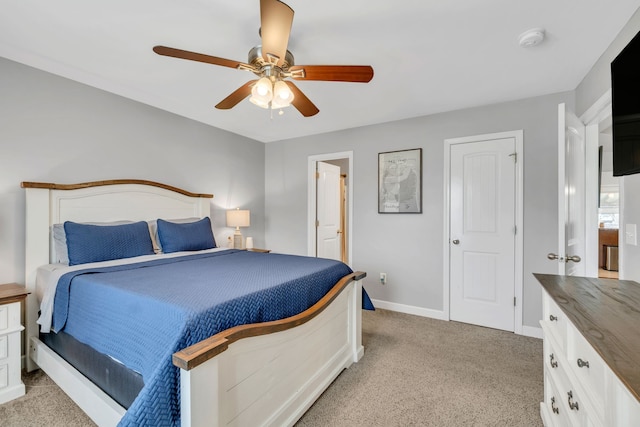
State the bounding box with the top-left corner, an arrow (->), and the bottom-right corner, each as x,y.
378,148 -> 422,213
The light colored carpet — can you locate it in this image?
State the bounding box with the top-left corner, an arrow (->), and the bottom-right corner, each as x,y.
0,369 -> 95,426
0,309 -> 543,426
297,309 -> 543,426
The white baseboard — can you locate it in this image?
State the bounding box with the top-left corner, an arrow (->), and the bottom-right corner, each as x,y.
370,299 -> 448,321
371,299 -> 542,339
522,325 -> 543,339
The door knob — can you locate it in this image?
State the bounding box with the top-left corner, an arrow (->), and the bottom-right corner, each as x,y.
548,253 -> 580,262
452,239 -> 460,245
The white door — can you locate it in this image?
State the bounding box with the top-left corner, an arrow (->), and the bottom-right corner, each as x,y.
316,162 -> 342,260
449,137 -> 516,331
551,103 -> 586,275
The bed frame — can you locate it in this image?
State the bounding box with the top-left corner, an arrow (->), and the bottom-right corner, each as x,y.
22,179 -> 365,427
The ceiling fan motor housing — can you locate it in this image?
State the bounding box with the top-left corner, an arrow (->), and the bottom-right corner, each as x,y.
248,46 -> 294,74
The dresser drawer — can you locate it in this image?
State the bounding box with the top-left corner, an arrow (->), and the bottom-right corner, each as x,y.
556,369 -> 588,426
0,335 -> 7,360
0,363 -> 7,390
542,290 -> 567,352
543,333 -> 564,374
0,306 -> 7,331
543,369 -> 572,426
567,325 -> 606,419
0,286 -> 26,405
0,302 -> 21,333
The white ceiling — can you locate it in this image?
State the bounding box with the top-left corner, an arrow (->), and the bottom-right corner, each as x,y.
1,1 -> 639,143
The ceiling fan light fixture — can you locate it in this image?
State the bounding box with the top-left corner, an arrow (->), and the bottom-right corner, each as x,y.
249,96 -> 271,109
271,80 -> 294,108
250,76 -> 273,108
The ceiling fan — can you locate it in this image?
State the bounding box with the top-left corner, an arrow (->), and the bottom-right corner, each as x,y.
153,0 -> 374,117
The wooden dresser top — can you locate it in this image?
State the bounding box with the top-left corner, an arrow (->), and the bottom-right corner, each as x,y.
534,274 -> 640,401
0,283 -> 29,305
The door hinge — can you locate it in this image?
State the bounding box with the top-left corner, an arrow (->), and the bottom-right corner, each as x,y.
315,171 -> 320,179
514,225 -> 517,235
315,220 -> 319,227
514,297 -> 517,307
509,152 -> 517,163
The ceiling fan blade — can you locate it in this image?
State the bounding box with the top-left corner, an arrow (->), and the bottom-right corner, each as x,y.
289,65 -> 374,83
215,80 -> 257,110
153,46 -> 251,70
260,0 -> 294,66
285,81 -> 319,117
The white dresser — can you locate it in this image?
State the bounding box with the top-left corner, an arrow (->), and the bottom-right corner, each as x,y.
0,283 -> 29,404
535,274 -> 640,426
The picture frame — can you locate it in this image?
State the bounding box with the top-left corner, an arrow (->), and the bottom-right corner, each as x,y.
378,148 -> 422,213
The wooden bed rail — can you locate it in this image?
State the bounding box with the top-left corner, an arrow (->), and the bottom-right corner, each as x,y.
173,271 -> 366,371
21,179 -> 213,199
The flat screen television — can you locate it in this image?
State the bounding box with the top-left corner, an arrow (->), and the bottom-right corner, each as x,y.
611,29 -> 640,176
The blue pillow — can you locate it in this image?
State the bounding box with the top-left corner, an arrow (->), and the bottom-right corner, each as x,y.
64,221 -> 155,266
156,217 -> 216,253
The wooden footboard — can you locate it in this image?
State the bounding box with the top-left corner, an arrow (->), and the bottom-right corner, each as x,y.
177,272 -> 365,427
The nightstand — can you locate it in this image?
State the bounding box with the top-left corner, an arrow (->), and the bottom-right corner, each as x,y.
0,283 -> 29,404
246,248 -> 271,253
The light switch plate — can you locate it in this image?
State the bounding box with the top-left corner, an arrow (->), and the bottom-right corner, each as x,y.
625,224 -> 637,246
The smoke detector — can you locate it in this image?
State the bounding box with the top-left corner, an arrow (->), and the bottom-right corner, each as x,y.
518,28 -> 545,47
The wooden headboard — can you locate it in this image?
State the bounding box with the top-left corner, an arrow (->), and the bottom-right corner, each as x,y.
21,179 -> 213,371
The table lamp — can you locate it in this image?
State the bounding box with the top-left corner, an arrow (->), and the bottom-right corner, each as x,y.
226,208 -> 250,249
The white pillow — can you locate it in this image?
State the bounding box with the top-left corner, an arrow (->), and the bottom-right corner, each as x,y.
52,223 -> 70,264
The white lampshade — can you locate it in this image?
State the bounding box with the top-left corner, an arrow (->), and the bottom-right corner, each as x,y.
226,209 -> 250,249
271,80 -> 294,109
226,209 -> 250,228
249,77 -> 272,109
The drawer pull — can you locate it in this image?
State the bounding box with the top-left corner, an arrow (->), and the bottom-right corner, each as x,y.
551,397 -> 559,414
549,353 -> 558,368
577,358 -> 589,368
549,314 -> 558,321
567,390 -> 579,411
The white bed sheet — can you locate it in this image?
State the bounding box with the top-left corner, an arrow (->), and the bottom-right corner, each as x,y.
36,248 -> 232,333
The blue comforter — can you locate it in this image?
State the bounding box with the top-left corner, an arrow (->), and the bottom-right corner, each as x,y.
51,250 -> 354,426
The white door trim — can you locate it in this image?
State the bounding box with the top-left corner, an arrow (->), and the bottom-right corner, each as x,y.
308,151 -> 354,266
580,90 -> 613,278
443,130 -> 524,334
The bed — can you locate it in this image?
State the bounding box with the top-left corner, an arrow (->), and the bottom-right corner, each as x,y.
22,179 -> 367,427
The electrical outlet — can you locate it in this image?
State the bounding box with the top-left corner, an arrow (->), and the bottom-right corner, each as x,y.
380,272 -> 387,285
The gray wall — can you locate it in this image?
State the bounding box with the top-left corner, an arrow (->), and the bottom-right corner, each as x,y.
575,9 -> 640,282
265,91 -> 573,329
0,57 -> 266,285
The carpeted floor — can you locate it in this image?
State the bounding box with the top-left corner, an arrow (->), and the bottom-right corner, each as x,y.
297,309 -> 543,426
0,369 -> 95,426
0,309 -> 543,426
